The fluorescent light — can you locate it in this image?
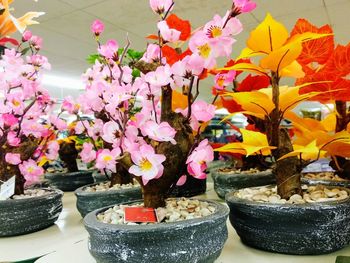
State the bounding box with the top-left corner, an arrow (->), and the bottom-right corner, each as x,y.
42,74 -> 84,90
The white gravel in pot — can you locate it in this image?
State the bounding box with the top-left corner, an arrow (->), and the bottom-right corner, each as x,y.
84,180 -> 139,192
236,185 -> 349,204
11,189 -> 51,199
97,198 -> 216,225
218,167 -> 272,174
303,172 -> 347,181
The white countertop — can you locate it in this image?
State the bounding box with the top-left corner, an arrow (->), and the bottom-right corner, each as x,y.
1,183 -> 350,263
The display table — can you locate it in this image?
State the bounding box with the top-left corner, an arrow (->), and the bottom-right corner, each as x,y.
1,184 -> 350,263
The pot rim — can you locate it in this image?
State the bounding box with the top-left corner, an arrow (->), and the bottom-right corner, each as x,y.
75,181 -> 141,197
225,185 -> 350,208
45,170 -> 94,178
214,167 -> 273,176
84,198 -> 229,232
0,187 -> 63,204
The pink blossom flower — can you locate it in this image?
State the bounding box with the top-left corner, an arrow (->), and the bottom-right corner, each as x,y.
80,142 -> 96,163
5,153 -> 22,165
149,0 -> 173,15
29,35 -> 43,50
176,175 -> 187,186
129,144 -> 166,185
214,70 -> 236,90
95,148 -> 121,172
189,32 -> 216,69
102,121 -> 120,144
232,0 -> 256,13
19,159 -> 44,185
27,54 -> 51,70
186,139 -> 214,179
91,19 -> 105,36
22,30 -> 32,42
49,116 -> 67,131
1,113 -> 18,126
7,131 -> 20,146
62,96 -> 79,114
144,65 -> 172,87
141,120 -> 177,144
98,40 -> 119,60
22,120 -> 47,138
157,20 -> 181,43
46,141 -> 59,160
141,44 -> 162,63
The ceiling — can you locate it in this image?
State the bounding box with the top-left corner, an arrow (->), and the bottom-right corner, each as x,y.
11,0 -> 350,101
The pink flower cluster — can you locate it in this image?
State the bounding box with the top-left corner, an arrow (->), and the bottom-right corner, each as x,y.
0,37 -> 65,186
75,0 -> 254,186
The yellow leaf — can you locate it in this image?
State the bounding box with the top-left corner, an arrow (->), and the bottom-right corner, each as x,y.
225,91 -> 275,119
172,90 -> 188,110
320,131 -> 350,158
278,140 -> 321,161
217,63 -> 267,76
38,156 -> 49,167
247,13 -> 289,53
240,129 -> 276,156
321,113 -> 336,132
236,47 -> 267,60
279,61 -> 305,78
214,142 -> 246,155
260,41 -> 303,72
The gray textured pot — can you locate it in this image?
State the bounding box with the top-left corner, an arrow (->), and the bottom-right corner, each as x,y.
75,182 -> 142,218
84,199 -> 229,263
45,170 -> 94,191
226,187 -> 350,255
212,168 -> 275,199
0,188 -> 63,237
301,176 -> 350,188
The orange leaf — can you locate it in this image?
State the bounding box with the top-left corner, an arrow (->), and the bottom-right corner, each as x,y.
146,34 -> 159,40
166,14 -> 191,41
161,46 -> 192,66
322,43 -> 350,79
220,97 -> 243,113
237,74 -> 270,92
172,90 -> 188,110
290,19 -> 334,66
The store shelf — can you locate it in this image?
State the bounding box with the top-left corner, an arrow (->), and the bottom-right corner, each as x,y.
1,184 -> 350,263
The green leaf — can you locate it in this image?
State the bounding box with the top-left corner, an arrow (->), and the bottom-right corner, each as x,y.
21,47 -> 30,56
132,68 -> 141,78
86,53 -> 101,64
127,49 -> 144,60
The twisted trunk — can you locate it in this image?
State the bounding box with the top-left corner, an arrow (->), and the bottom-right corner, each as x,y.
268,72 -> 302,199
330,101 -> 350,179
58,141 -> 78,172
0,137 -> 38,195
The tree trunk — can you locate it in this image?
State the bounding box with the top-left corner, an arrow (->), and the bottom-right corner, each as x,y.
330,101 -> 350,179
58,141 -> 78,172
110,164 -> 133,187
0,137 -> 38,195
268,72 -> 302,199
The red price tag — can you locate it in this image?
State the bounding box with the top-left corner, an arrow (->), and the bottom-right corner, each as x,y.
124,207 -> 157,223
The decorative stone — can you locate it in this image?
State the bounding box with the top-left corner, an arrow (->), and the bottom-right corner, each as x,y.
84,199 -> 229,263
302,172 -> 350,188
75,181 -> 142,218
226,186 -> 350,255
0,188 -> 63,237
212,167 -> 275,199
45,170 -> 94,191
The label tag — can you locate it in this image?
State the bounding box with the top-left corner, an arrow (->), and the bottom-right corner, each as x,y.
124,207 -> 158,223
77,159 -> 88,171
0,176 -> 15,200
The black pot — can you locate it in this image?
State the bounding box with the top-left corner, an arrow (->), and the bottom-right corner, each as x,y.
45,170 -> 94,191
212,168 -> 275,199
93,171 -> 109,183
226,187 -> 350,255
84,199 -> 229,263
301,176 -> 350,188
169,176 -> 207,197
0,188 -> 63,237
75,182 -> 142,218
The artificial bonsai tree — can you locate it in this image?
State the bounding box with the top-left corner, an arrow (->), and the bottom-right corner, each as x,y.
215,14 -> 350,199
72,0 -> 257,208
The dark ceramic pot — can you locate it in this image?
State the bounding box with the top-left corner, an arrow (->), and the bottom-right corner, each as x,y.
0,188 -> 63,237
75,182 -> 142,218
45,170 -> 94,191
301,175 -> 350,188
93,171 -> 108,183
212,168 -> 275,199
84,199 -> 229,263
169,176 -> 207,197
226,187 -> 350,255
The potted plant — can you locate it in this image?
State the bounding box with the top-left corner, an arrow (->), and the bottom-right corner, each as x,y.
0,1 -> 63,236
221,16 -> 350,254
43,126 -> 94,192
82,0 -> 257,261
211,71 -> 275,198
